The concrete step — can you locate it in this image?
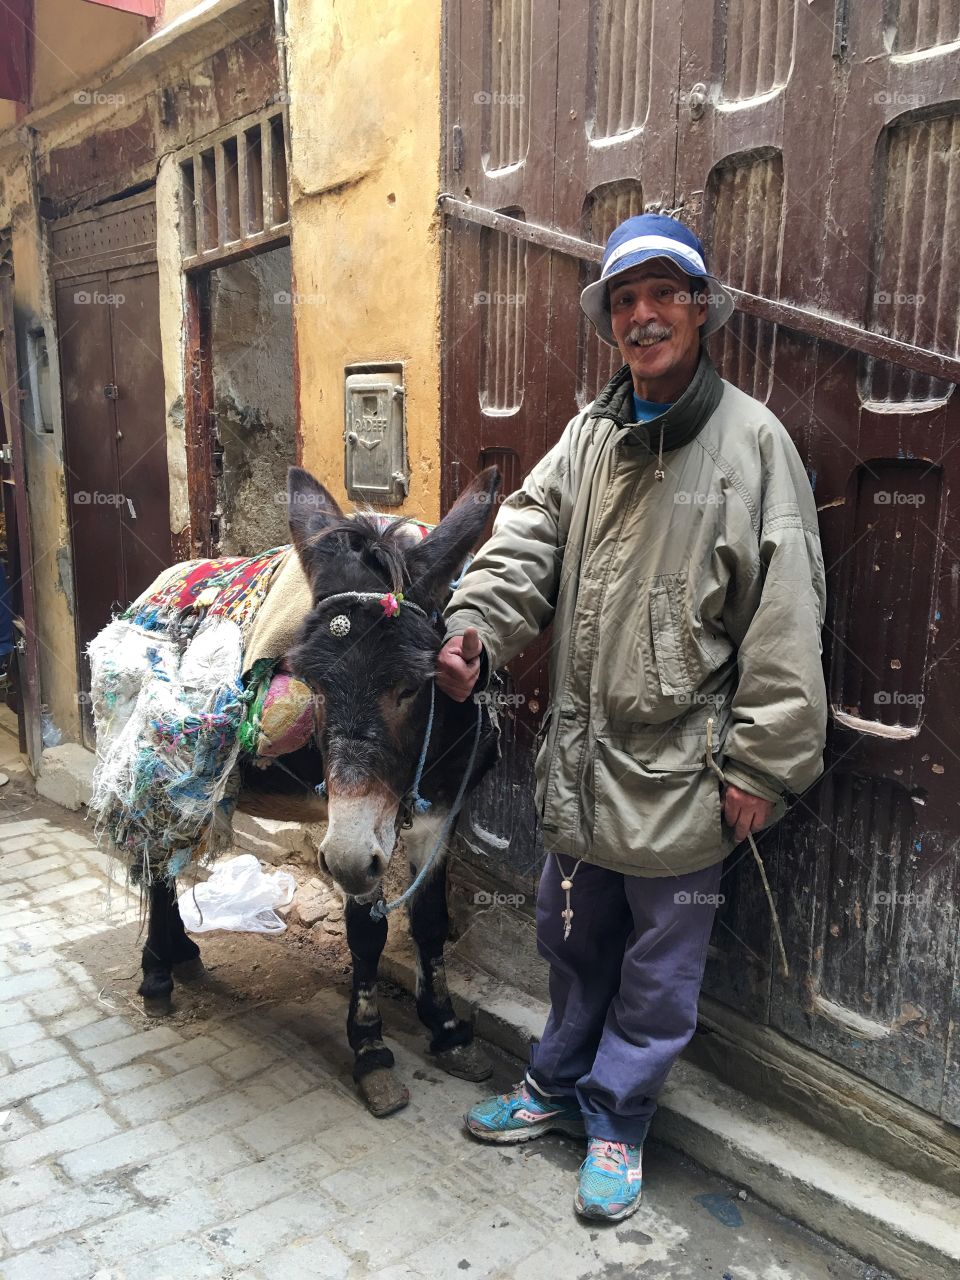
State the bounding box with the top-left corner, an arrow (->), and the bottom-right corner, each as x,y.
381,938 -> 960,1280
232,813 -> 320,867
36,742 -> 96,811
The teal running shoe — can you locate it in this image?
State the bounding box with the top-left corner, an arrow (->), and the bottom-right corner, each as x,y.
574,1138 -> 643,1220
465,1077 -> 585,1144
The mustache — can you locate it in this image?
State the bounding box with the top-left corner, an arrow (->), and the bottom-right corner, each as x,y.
625,323 -> 672,344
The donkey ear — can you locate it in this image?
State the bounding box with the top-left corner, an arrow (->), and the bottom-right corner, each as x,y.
404,466 -> 500,607
287,467 -> 343,572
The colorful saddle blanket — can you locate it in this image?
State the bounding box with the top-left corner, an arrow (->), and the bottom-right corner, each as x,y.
88,520 -> 435,881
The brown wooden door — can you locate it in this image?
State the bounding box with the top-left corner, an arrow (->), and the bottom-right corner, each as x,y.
52,194 -> 171,741
442,0 -> 566,884
443,0 -> 960,1117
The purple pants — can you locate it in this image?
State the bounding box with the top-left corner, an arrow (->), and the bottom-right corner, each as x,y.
527,853 -> 723,1144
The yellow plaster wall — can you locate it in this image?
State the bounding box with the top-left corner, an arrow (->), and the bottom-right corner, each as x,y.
2,156 -> 82,747
32,0 -> 147,108
286,0 -> 443,523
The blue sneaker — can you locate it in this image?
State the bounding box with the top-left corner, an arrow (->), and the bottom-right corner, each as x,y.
465,1077 -> 585,1143
574,1138 -> 643,1220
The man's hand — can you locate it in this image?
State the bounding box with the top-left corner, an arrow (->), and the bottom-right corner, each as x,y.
437,627 -> 483,702
722,784 -> 773,843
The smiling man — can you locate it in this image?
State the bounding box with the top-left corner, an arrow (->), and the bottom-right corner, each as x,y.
437,213 -> 827,1221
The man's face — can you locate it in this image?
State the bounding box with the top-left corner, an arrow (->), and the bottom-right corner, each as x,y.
608,262 -> 708,399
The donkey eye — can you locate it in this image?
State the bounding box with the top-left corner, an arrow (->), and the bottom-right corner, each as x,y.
397,685 -> 420,704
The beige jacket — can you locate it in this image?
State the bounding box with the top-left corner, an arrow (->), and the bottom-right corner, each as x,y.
444,354 -> 827,876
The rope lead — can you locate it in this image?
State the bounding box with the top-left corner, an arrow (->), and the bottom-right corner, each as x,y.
706,716 -> 790,980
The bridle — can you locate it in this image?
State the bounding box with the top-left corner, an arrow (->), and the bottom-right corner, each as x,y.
307,588 -> 485,921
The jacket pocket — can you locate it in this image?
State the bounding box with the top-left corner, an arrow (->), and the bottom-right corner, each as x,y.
649,572 -> 731,699
591,725 -> 723,870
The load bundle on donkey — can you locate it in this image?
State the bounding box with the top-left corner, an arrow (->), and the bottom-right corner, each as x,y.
88,464 -> 502,1115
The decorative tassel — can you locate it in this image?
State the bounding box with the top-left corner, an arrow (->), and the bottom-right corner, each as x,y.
555,853 -> 582,941
412,794 -> 432,814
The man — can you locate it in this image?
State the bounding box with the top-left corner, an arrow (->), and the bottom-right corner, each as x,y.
437,213 -> 827,1222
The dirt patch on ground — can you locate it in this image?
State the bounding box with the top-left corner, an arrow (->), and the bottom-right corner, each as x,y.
63,914 -> 358,1028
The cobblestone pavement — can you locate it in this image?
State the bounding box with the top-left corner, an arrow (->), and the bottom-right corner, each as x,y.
0,795 -> 888,1280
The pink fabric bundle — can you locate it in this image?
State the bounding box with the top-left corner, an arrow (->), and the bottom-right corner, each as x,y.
254,672 -> 316,757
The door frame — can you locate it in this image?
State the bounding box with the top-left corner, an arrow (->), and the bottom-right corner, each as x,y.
0,258 -> 42,771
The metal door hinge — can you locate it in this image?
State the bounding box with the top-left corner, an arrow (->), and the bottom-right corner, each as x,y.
452,124 -> 464,174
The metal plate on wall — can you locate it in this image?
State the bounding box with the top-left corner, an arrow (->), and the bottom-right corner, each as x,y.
344,363 -> 407,505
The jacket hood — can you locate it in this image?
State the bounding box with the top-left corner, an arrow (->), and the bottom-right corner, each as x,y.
588,349 -> 724,454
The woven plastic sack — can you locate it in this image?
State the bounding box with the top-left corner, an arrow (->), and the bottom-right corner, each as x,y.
177,854 -> 296,934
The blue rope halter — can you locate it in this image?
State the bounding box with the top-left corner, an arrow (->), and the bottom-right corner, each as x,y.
369,695 -> 483,922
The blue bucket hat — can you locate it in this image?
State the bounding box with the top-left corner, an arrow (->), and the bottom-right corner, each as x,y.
580,213 -> 735,347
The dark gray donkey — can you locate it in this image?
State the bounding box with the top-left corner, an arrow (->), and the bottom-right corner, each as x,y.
139,464 -> 502,1116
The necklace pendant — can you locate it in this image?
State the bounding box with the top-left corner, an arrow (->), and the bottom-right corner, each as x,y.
654,468 -> 665,483
560,878 -> 573,891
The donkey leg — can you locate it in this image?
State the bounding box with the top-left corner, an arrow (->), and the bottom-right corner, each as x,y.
409,860 -> 492,1082
138,878 -> 177,1017
345,896 -> 410,1117
168,886 -> 204,981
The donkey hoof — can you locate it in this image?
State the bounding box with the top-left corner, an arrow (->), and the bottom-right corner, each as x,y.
433,1041 -> 493,1082
172,956 -> 205,982
358,1068 -> 410,1118
142,992 -> 172,1018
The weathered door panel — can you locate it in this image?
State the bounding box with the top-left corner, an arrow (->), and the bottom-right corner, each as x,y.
673,0 -> 833,1020
110,264 -> 172,600
549,0 -> 684,413
443,0 -> 560,885
52,193 -> 171,741
449,0 -> 559,227
766,11 -> 960,1111
773,774 -> 960,1115
56,273 -> 126,697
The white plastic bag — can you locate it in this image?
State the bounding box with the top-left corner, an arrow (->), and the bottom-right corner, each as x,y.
178,854 -> 296,934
